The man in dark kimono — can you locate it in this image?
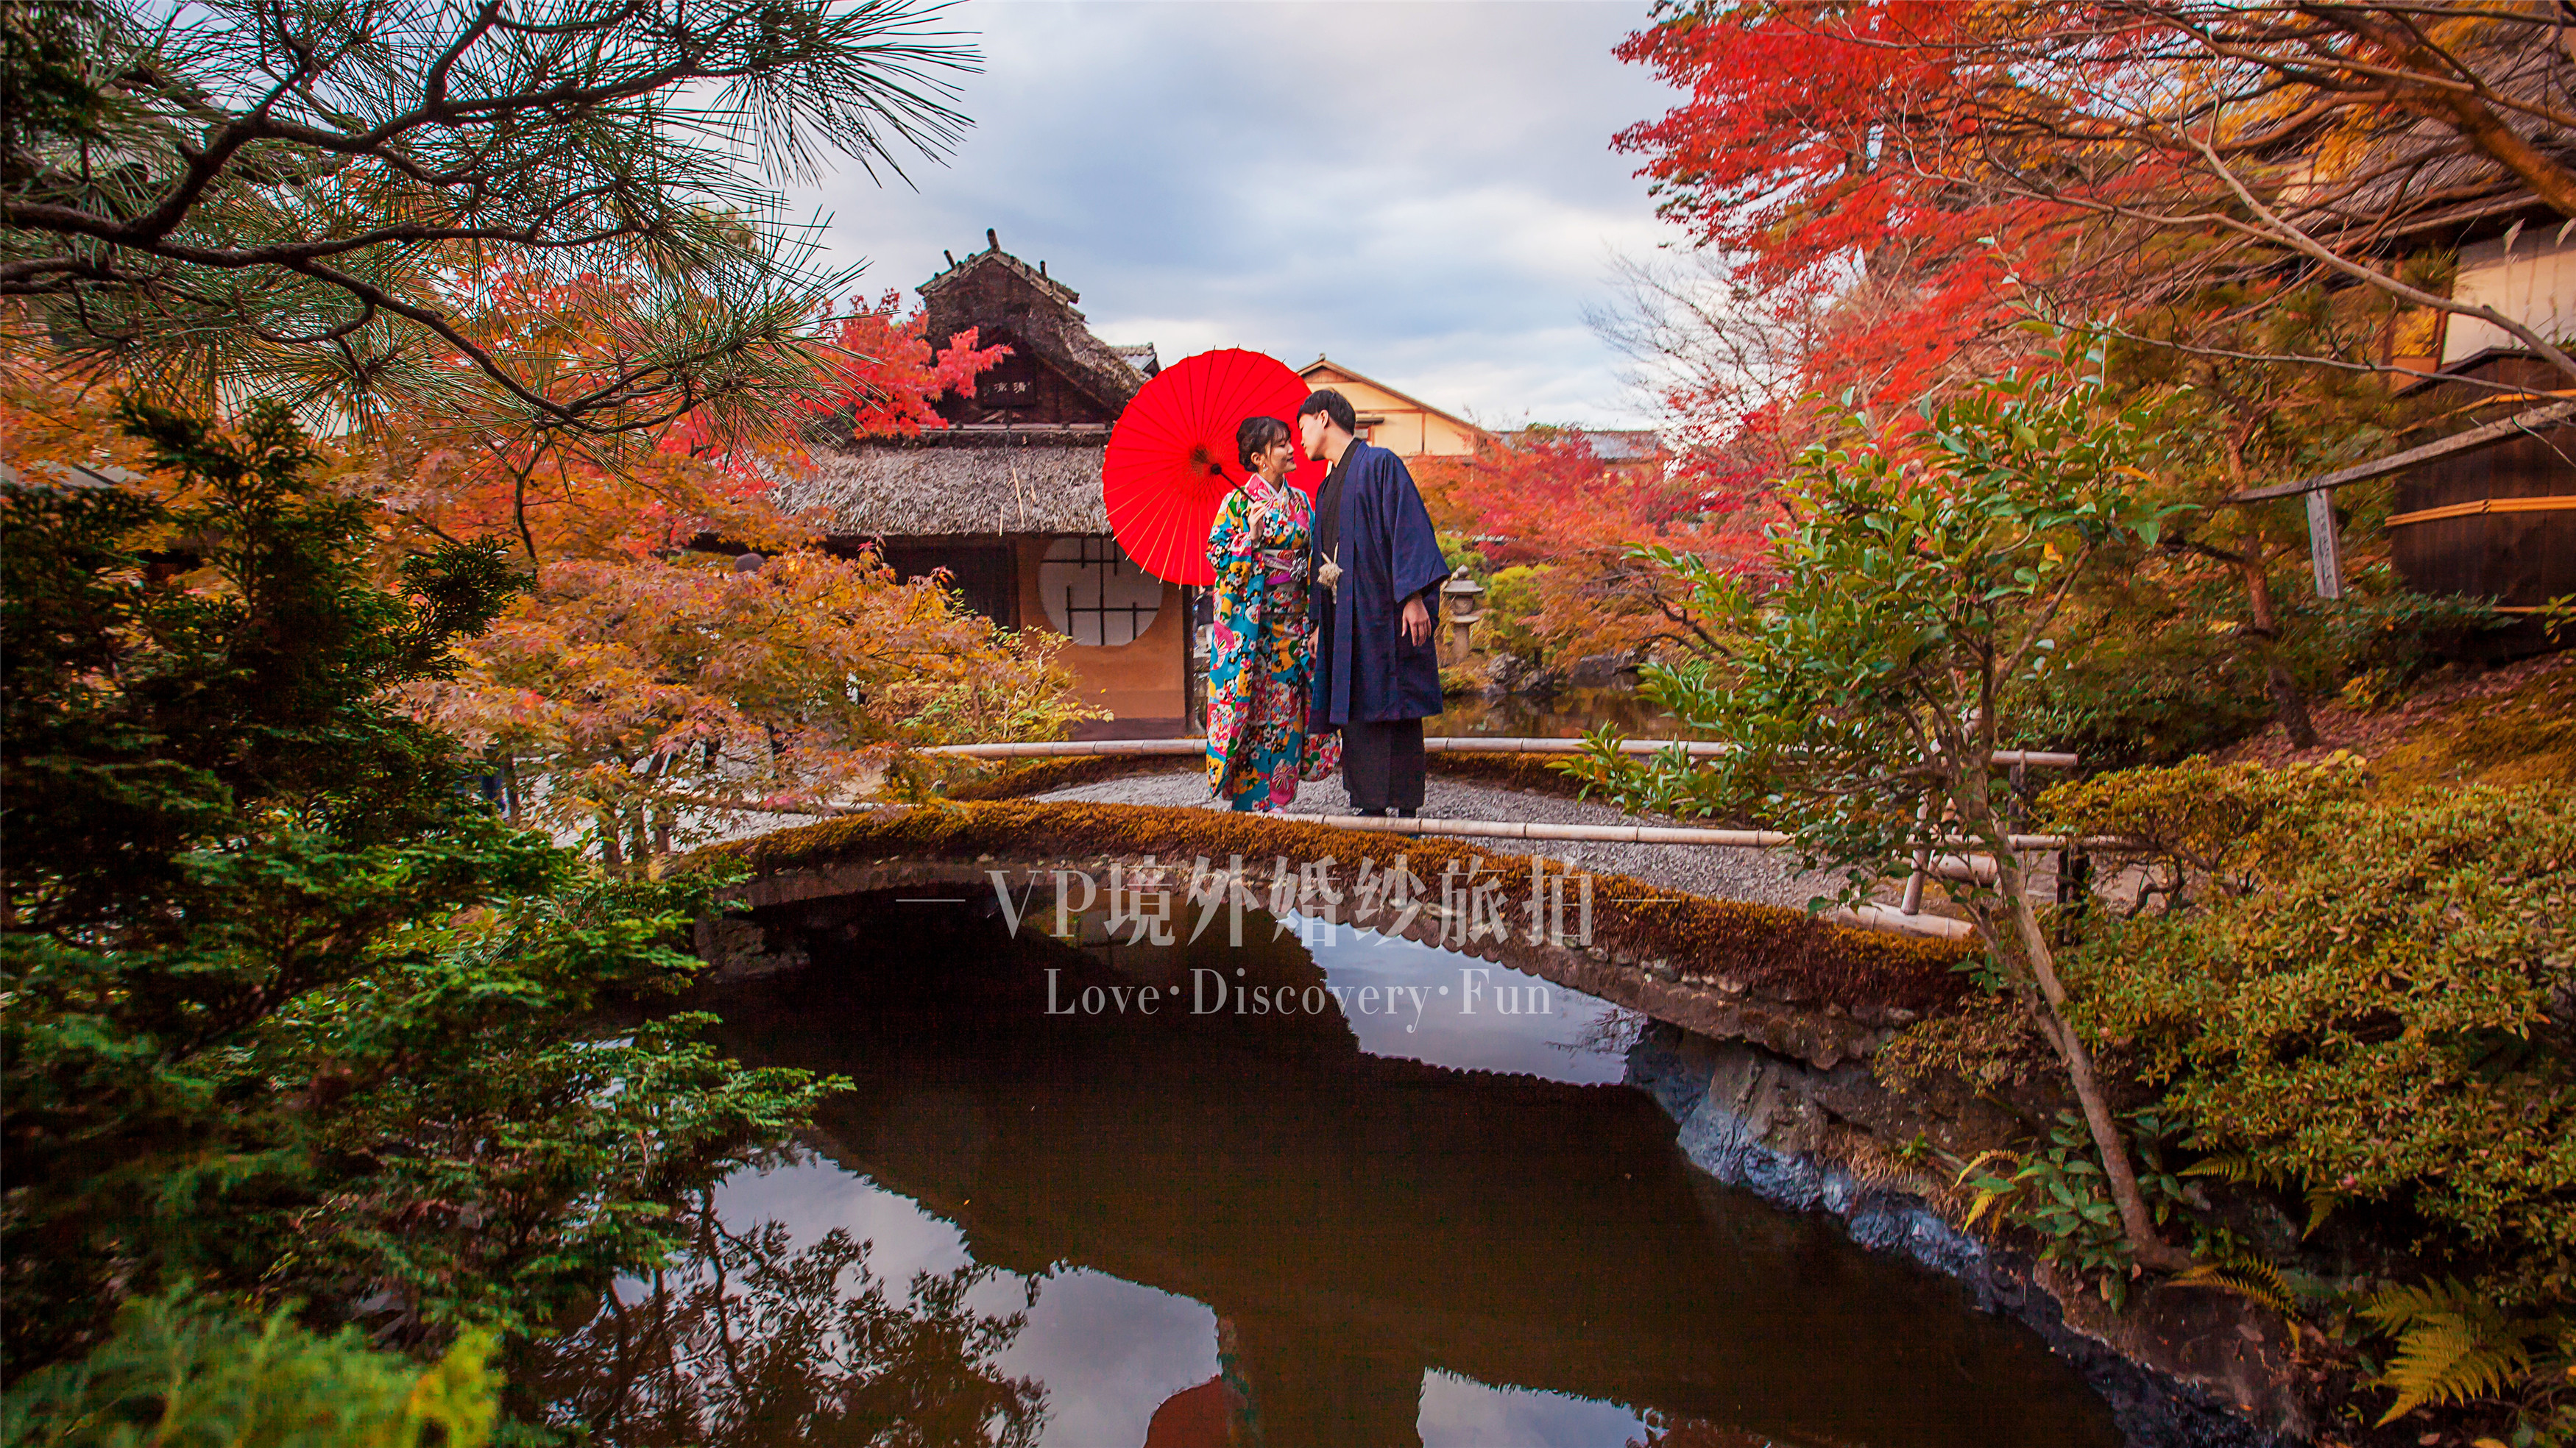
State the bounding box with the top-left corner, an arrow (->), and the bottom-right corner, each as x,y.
1298,388 -> 1449,817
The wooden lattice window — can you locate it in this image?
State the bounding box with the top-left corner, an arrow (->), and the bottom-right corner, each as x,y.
1039,535 -> 1161,646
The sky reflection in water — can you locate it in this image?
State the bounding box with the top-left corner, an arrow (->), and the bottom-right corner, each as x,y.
700,932 -> 1648,1447
541,896 -> 2116,1448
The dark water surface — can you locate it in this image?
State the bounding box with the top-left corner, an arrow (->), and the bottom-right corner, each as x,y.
534,897 -> 2117,1448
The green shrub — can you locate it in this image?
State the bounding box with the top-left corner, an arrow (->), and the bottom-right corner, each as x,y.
1956,1110 -> 2194,1306
2321,584 -> 2505,692
1875,994 -> 2048,1092
2013,580 -> 2502,767
0,1293 -> 496,1447
2043,754 -> 2368,910
1481,564 -> 1553,664
2054,770 -> 2576,1302
2011,604 -> 2282,766
1,406 -> 830,1375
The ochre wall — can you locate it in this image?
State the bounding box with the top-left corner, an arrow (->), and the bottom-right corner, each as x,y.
1011,535 -> 1189,726
1299,362 -> 1485,458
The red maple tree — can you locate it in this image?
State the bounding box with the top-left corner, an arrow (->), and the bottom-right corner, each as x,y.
377,277 -> 1005,564
1612,3 -> 2072,418
1418,427 -> 1774,661
1616,3 -> 2576,400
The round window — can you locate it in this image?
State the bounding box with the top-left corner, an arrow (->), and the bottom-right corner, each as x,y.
1038,536 -> 1161,646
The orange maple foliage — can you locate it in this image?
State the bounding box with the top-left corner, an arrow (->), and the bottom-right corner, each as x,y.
373,279 -> 1007,564
403,550 -> 1099,862
0,357 -> 149,480
1415,427 -> 1773,664
368,277 -> 1065,854
3,286 -> 1084,859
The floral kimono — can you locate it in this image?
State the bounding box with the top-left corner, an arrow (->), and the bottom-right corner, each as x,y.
1205,479 -> 1339,810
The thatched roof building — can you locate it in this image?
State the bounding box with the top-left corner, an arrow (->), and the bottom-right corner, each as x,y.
777,427 -> 1114,537
790,230 -> 1157,545
790,235 -> 1189,736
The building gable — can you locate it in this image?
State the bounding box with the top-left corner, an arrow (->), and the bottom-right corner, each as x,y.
1296,356 -> 1487,458
919,233 -> 1153,426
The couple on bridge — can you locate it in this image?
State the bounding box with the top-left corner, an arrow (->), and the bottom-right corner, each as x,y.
1203,387 -> 1448,817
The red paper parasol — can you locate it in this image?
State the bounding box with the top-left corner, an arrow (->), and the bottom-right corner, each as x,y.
1103,348 -> 1322,585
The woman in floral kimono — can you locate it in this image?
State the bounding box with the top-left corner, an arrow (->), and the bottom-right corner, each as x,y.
1204,416 -> 1339,811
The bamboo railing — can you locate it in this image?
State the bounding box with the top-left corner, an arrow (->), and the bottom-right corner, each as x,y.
905,736 -> 2107,937
922,737 -> 2081,768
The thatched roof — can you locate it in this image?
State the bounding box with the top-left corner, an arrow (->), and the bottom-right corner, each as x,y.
782,430 -> 1109,537
918,240 -> 1154,419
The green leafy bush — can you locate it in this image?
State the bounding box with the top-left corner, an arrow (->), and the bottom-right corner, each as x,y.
2011,581 -> 2287,767
0,1293 -> 496,1447
1956,1110 -> 2194,1305
1,406 -> 829,1376
2013,578 -> 2501,767
2052,768 -> 2576,1302
1480,564 -> 1554,665
1875,995 -> 2048,1091
2319,584 -> 2507,695
2043,753 -> 2368,912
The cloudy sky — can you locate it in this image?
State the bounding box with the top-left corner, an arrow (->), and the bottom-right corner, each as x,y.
785,1 -> 1688,428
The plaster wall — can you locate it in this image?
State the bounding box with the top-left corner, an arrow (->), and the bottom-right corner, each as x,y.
2444,234 -> 2576,362
1299,362 -> 1485,458
1011,534 -> 1189,725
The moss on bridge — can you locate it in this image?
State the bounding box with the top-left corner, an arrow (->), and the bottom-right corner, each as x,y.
690,799 -> 1978,1019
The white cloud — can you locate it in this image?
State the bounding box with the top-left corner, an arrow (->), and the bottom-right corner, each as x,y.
786,0 -> 1687,427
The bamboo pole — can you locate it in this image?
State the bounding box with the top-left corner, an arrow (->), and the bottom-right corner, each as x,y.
1287,813 -> 2115,853
922,737 -> 2082,768
1900,795 -> 1933,916
1830,904 -> 1976,941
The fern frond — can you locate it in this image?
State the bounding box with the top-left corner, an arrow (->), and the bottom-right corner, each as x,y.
2182,1151 -> 2296,1191
2173,1260 -> 2293,1314
2180,1151 -> 2343,1238
2374,1324 -> 2530,1424
2360,1280 -> 2544,1425
2361,1278 -> 2483,1332
1954,1149 -> 2023,1230
1953,1149 -> 2020,1185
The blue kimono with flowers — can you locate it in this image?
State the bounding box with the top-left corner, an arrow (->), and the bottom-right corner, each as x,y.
1204,480 -> 1340,810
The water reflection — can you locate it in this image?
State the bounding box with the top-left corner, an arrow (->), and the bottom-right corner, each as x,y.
545,895 -> 2115,1447
524,1182 -> 1045,1446
1287,914 -> 1641,1085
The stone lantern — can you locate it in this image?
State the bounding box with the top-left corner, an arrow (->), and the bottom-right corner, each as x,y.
1440,577 -> 1487,659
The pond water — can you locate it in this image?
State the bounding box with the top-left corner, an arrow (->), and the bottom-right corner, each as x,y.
529,896 -> 2117,1447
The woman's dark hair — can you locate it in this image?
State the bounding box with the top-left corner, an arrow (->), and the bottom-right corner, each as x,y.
1236,414 -> 1291,470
